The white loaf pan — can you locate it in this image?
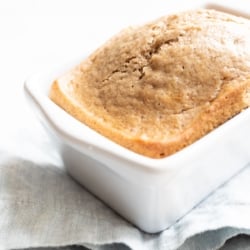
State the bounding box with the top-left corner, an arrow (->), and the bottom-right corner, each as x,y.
24,3 -> 250,233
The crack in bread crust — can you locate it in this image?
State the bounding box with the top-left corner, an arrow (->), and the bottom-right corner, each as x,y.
50,9 -> 250,158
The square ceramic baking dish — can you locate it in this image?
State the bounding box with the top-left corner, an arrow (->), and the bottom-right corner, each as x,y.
24,3 -> 250,233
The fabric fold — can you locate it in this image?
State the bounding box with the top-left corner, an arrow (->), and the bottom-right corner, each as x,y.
0,155 -> 250,250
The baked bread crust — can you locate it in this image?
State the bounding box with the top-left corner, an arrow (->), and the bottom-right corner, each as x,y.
50,9 -> 250,158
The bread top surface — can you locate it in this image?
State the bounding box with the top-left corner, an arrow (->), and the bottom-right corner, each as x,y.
50,9 -> 250,158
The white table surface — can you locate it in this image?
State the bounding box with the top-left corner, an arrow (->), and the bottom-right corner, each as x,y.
1,0 -> 249,249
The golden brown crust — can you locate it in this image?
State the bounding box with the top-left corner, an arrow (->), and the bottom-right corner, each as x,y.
50,78 -> 250,158
50,9 -> 250,158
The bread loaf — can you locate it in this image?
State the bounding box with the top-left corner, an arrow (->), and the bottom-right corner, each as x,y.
50,9 -> 250,158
